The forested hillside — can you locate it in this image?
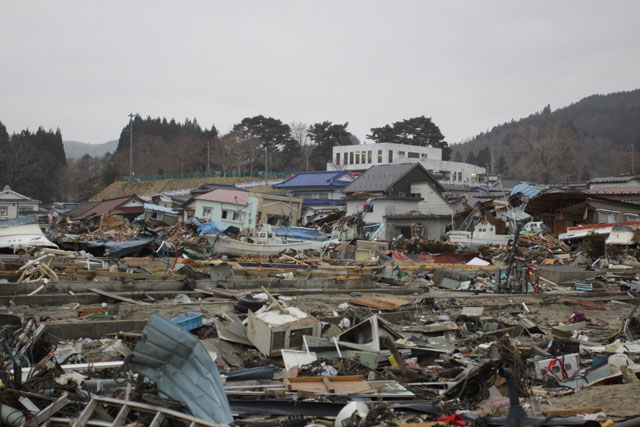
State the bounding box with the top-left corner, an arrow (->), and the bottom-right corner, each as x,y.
452,89 -> 640,183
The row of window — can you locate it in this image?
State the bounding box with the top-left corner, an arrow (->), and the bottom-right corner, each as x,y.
202,207 -> 244,222
335,150 -> 427,166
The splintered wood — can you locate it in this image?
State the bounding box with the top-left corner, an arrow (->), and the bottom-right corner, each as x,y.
284,376 -> 373,395
348,295 -> 410,310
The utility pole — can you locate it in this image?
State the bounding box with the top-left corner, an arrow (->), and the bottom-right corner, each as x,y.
128,113 -> 134,180
633,143 -> 635,174
306,146 -> 310,172
490,144 -> 495,175
264,146 -> 268,186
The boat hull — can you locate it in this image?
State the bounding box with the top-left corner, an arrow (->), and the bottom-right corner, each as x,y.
0,224 -> 58,249
206,234 -> 331,256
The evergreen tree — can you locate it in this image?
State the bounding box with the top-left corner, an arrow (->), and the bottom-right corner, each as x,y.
368,116 -> 451,160
308,121 -> 352,170
465,151 -> 476,165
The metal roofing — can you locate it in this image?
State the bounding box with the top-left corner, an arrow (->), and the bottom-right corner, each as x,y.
586,186 -> 640,195
129,313 -> 233,424
589,174 -> 640,184
195,188 -> 249,205
74,195 -> 142,219
344,163 -> 444,194
64,201 -> 98,218
273,171 -> 352,189
510,183 -> 542,199
143,203 -> 179,214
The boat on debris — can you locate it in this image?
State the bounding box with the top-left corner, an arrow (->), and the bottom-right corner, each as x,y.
0,214 -> 58,250
207,228 -> 335,256
446,221 -> 513,248
558,221 -> 640,241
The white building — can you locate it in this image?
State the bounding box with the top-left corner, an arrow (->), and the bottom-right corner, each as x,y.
326,142 -> 486,184
0,186 -> 41,221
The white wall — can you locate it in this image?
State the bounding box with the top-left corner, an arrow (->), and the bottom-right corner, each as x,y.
346,198 -> 419,224
411,183 -> 455,215
327,142 -> 485,183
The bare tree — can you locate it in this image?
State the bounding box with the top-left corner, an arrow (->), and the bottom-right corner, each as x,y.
290,121 -> 312,171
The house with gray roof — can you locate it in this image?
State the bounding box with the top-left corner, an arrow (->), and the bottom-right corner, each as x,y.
343,163 -> 455,240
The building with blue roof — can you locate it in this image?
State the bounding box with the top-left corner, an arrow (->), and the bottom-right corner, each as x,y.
273,171 -> 354,221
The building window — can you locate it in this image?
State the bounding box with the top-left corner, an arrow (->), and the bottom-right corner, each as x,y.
221,210 -> 228,219
202,207 -> 212,218
361,151 -> 366,163
0,207 -> 7,217
317,193 -> 328,199
458,172 -> 462,181
355,152 -> 360,164
350,152 -> 354,164
388,150 -> 393,163
335,153 -> 340,165
421,153 -> 428,159
151,212 -> 164,221
378,150 -> 382,163
398,151 -> 406,158
367,151 -> 372,163
344,152 -> 348,165
408,152 -> 420,159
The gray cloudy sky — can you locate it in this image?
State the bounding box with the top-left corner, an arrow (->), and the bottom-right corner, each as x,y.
1,1 -> 639,145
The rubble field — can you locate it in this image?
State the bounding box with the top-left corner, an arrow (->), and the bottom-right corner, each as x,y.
1,212 -> 640,426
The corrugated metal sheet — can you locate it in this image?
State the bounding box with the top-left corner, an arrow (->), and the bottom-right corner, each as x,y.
510,183 -> 542,199
590,174 -> 640,184
129,313 -> 233,425
273,171 -> 351,188
587,186 -> 640,195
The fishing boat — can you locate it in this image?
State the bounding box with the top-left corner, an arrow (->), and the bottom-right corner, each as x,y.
206,229 -> 334,256
558,221 -> 640,241
446,221 -> 513,248
0,215 -> 58,250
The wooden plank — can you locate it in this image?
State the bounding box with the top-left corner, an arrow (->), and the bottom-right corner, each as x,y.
149,412 -> 166,427
349,295 -> 409,310
89,288 -> 151,305
72,398 -> 98,427
385,336 -> 408,377
397,322 -> 458,333
286,376 -> 373,395
112,404 -> 131,427
25,392 -> 70,427
562,298 -> 606,310
541,408 -> 602,417
322,377 -> 335,393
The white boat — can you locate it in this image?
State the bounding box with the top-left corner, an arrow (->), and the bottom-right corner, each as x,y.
446,221 -> 513,247
206,230 -> 334,256
559,221 -> 640,241
0,215 -> 58,249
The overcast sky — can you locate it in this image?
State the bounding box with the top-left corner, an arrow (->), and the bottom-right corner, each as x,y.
1,1 -> 639,146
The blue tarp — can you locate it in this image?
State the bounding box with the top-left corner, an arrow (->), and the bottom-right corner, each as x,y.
129,313 -> 233,424
0,214 -> 38,228
85,234 -> 158,258
272,226 -> 331,241
188,218 -> 229,236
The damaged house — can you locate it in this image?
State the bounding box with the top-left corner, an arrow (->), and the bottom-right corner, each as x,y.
342,163 -> 455,240
524,189 -> 640,236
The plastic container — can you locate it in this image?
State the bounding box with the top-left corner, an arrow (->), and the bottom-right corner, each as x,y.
170,312 -> 203,331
